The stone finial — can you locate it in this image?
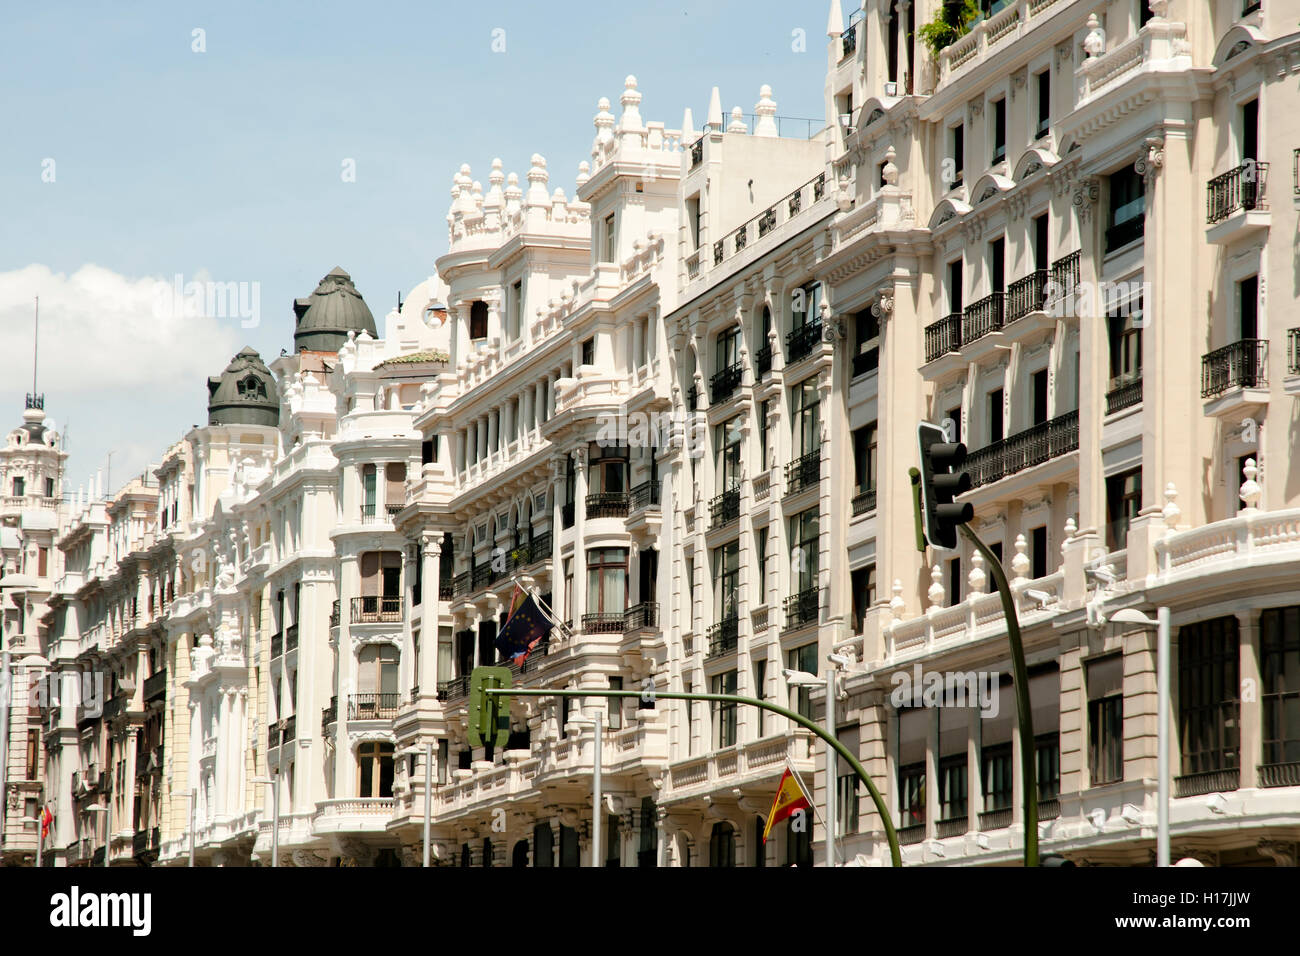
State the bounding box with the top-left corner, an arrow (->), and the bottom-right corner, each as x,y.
706,86 -> 724,130
452,163 -> 476,215
1239,458 -> 1262,511
682,107 -> 696,140
1062,516 -> 1077,555
575,160 -> 591,191
928,564 -> 946,609
592,96 -> 616,156
503,172 -> 523,218
550,187 -> 568,219
1162,482 -> 1180,529
470,180 -> 484,215
1011,533 -> 1031,585
1083,14 -> 1105,58
618,75 -> 643,131
968,550 -> 986,597
890,578 -> 906,622
753,85 -> 779,138
728,106 -> 748,134
882,145 -> 899,186
1149,0 -> 1168,18
485,158 -> 505,206
525,154 -> 550,208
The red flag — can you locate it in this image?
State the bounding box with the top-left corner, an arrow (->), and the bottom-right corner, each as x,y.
41,805 -> 53,839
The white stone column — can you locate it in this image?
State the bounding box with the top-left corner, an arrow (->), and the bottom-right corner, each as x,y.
572,447 -> 589,629
421,535 -> 441,692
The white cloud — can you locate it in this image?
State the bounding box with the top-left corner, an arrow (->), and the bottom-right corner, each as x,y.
0,263 -> 242,394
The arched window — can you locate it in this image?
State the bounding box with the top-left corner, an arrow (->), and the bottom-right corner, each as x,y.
512,840 -> 529,867
709,821 -> 735,867
481,837 -> 493,867
533,823 -> 554,868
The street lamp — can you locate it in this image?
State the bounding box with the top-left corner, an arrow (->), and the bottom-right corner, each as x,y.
1109,606 -> 1171,867
567,710 -> 604,867
784,655 -> 850,868
86,801 -> 111,869
252,772 -> 280,867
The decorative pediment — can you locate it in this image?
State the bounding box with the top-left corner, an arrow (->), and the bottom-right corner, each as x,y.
1213,25 -> 1263,68
1012,146 -> 1058,181
927,197 -> 971,231
970,173 -> 1014,205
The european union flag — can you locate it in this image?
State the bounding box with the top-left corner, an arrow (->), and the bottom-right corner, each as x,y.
494,594 -> 553,661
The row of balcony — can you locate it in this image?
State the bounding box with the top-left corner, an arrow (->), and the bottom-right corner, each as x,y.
143,669 -> 166,703
965,410 -> 1079,489
924,251 -> 1079,364
267,714 -> 296,750
708,173 -> 826,271
1207,161 -> 1268,225
703,588 -> 820,660
359,503 -> 404,524
581,600 -> 660,634
448,531 -> 555,597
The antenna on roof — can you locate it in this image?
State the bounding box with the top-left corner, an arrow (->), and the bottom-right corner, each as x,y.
397,290 -> 404,310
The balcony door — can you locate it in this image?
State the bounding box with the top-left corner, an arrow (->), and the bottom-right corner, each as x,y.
586,548 -> 628,617
715,417 -> 743,493
357,742 -> 394,798
716,326 -> 741,374
791,379 -> 820,459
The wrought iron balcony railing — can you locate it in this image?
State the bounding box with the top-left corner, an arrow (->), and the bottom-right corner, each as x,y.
285,623 -> 298,654
586,492 -> 630,519
329,600 -> 340,627
1005,269 -> 1047,323
1201,339 -> 1268,398
625,601 -> 659,630
350,595 -> 403,624
962,291 -> 1005,344
898,824 -> 926,846
690,137 -> 704,168
349,693 -> 399,720
851,488 -> 877,516
964,410 -> 1079,488
710,361 -> 744,404
784,451 -> 820,496
978,807 -> 1012,831
322,696 -> 337,734
706,617 -> 740,658
451,572 -> 470,597
439,579 -> 454,600
630,481 -> 661,512
755,343 -> 772,378
1207,161 -> 1268,224
1105,377 -> 1143,414
686,384 -> 699,411
438,675 -> 472,703
840,20 -> 858,59
282,713 -> 295,743
785,321 -> 823,364
1174,767 -> 1240,798
582,611 -> 627,634
271,631 -> 283,659
1048,250 -> 1080,303
709,487 -> 740,529
783,588 -> 819,631
1259,761 -> 1300,788
1290,328 -> 1300,375
924,312 -> 963,363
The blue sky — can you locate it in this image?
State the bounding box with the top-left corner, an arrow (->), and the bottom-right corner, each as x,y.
0,0 -> 835,495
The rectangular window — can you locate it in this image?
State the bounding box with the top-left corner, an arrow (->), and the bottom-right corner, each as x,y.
686,194 -> 701,249
981,681 -> 1015,814
1107,289 -> 1144,388
987,388 -> 1004,444
12,476 -> 24,497
852,423 -> 877,496
608,676 -> 623,731
758,399 -> 773,471
1261,606 -> 1300,769
1032,369 -> 1048,425
1031,525 -> 1048,579
586,547 -> 628,616
715,417 -> 743,493
715,326 -> 741,374
603,212 -> 617,263
1105,467 -> 1142,551
581,336 -> 595,367
685,556 -> 696,627
713,540 -> 740,622
992,97 -> 1006,162
1030,666 -> 1060,800
951,123 -> 964,185
1035,70 -> 1050,137
989,235 -> 1005,293
45,477 -> 55,498
836,724 -> 861,836
753,658 -> 767,737
850,565 -> 875,635
469,301 -> 488,340
510,280 -> 523,339
791,378 -> 820,458
948,556 -> 961,607
1238,275 -> 1258,341
711,670 -> 738,748
791,282 -> 822,330
1178,616 -> 1240,777
1241,98 -> 1258,163
1106,166 -> 1145,252
37,546 -> 48,578
946,405 -> 962,445
789,508 -> 819,594
898,707 -> 927,827
755,527 -> 768,604
438,626 -> 453,685
947,259 -> 963,314
1033,213 -> 1049,271
938,707 -> 968,824
1087,655 -> 1124,786
26,729 -> 39,780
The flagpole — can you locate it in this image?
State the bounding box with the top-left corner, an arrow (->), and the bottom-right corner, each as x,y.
784,756 -> 831,839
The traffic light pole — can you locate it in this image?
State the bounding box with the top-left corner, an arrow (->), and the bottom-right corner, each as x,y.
483,686 -> 902,867
958,524 -> 1038,867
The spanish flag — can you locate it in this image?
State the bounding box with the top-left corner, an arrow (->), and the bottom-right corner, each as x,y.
762,767 -> 812,843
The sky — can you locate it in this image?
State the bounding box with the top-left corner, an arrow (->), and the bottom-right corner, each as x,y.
0,0 -> 836,496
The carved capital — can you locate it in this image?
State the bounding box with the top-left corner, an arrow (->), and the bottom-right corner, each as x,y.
1135,135 -> 1164,185
1070,177 -> 1100,223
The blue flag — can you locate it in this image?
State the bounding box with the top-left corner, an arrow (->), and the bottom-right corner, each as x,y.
494,594 -> 553,661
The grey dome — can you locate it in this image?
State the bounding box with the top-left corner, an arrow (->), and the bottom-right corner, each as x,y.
207,347 -> 279,427
293,267 -> 377,353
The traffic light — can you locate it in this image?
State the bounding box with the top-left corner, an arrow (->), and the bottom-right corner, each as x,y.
467,666 -> 512,749
916,421 -> 973,550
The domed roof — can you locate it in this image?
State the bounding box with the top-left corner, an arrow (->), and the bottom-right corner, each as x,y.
293,267 -> 377,353
207,347 -> 280,427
